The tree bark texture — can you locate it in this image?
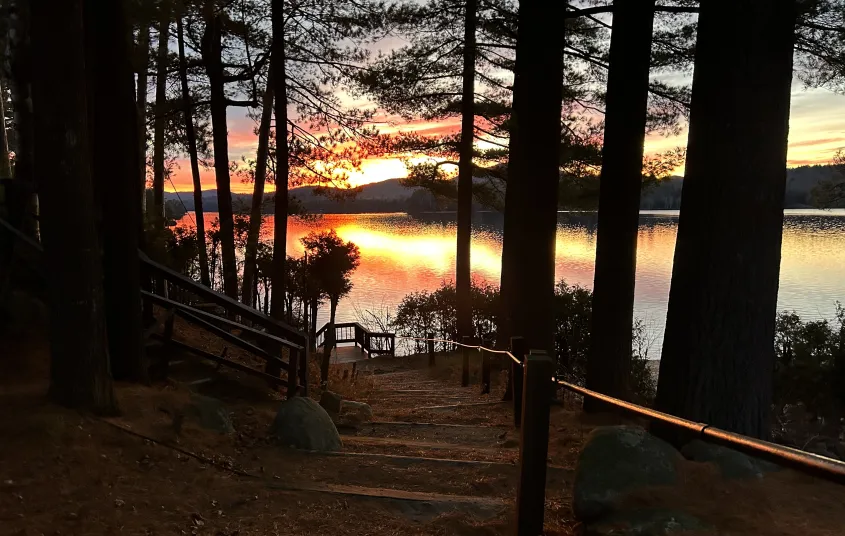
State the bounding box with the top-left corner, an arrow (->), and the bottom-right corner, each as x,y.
270,0 -> 290,320
506,0 -> 565,357
242,72 -> 274,306
31,0 -> 116,412
655,0 -> 796,439
455,0 -> 477,340
585,0 -> 656,407
177,15 -> 211,287
84,0 -> 147,382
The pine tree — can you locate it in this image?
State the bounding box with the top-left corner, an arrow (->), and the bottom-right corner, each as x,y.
84,0 -> 148,382
655,0 -> 797,439
506,0 -> 565,356
32,0 -> 117,412
585,0 -> 656,406
176,12 -> 212,287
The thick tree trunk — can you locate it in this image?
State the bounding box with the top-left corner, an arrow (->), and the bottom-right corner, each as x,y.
654,0 -> 796,439
455,0 -> 476,341
84,0 -> 147,382
270,0 -> 289,320
321,297 -> 338,385
176,16 -> 211,287
136,23 -> 150,215
506,0 -> 565,356
32,0 -> 116,412
585,0 -> 655,407
203,13 -> 238,299
151,5 -> 170,230
242,73 -> 275,306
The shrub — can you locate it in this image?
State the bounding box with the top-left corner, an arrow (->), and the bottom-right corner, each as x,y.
390,280 -> 656,402
774,305 -> 845,425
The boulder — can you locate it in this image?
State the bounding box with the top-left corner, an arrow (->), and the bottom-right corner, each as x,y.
681,439 -> 782,478
574,426 -> 682,521
340,400 -> 374,424
585,508 -> 709,536
268,396 -> 342,452
319,391 -> 343,414
184,394 -> 234,434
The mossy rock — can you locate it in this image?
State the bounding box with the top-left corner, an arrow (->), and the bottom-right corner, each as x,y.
269,396 -> 342,452
681,439 -> 781,479
574,426 -> 682,521
184,394 -> 234,434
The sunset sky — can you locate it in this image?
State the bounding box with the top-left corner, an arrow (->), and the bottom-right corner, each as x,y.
165,83 -> 845,194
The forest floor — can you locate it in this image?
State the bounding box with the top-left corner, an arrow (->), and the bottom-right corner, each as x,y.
3,319 -> 845,536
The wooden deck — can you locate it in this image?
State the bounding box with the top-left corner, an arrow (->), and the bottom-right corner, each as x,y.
331,343 -> 368,363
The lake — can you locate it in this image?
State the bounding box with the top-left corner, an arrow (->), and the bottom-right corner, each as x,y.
175,209 -> 845,357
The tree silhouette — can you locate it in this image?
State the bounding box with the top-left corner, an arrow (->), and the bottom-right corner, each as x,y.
300,230 -> 360,385
502,0 -> 565,356
32,0 -> 116,412
85,0 -> 147,382
655,0 -> 797,439
586,0 -> 656,407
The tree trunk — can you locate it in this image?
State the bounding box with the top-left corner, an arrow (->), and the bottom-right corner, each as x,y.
0,78 -> 12,180
136,23 -> 150,215
270,0 -> 290,320
7,0 -> 38,237
84,0 -> 147,382
321,297 -> 338,385
176,16 -> 211,287
585,0 -> 655,407
310,297 -> 318,351
151,4 -> 170,230
455,0 -> 476,341
654,0 -> 796,439
202,12 -> 239,299
506,0 -> 565,356
496,112 -> 522,348
242,72 -> 275,306
32,0 -> 116,412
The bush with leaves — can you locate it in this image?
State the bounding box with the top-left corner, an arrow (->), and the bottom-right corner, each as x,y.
774,306 -> 845,430
391,279 -> 656,402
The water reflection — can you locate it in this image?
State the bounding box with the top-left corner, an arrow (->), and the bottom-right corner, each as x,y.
176,209 -> 845,357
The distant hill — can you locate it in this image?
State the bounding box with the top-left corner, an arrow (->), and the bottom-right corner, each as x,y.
163,165 -> 841,214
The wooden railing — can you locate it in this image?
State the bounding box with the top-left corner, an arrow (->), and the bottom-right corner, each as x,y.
0,215 -> 309,398
315,322 -> 396,357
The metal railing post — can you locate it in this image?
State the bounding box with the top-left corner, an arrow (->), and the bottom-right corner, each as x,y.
461,335 -> 471,387
427,333 -> 435,367
511,336 -> 526,428
515,350 -> 553,536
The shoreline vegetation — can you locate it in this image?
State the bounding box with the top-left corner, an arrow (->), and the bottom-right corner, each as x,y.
161,164 -> 845,217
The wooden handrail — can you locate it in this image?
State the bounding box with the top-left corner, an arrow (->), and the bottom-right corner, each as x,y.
142,291 -> 304,352
139,250 -> 307,346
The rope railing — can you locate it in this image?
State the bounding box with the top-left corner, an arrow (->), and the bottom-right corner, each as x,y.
394,331 -> 845,535
393,334 -> 522,364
